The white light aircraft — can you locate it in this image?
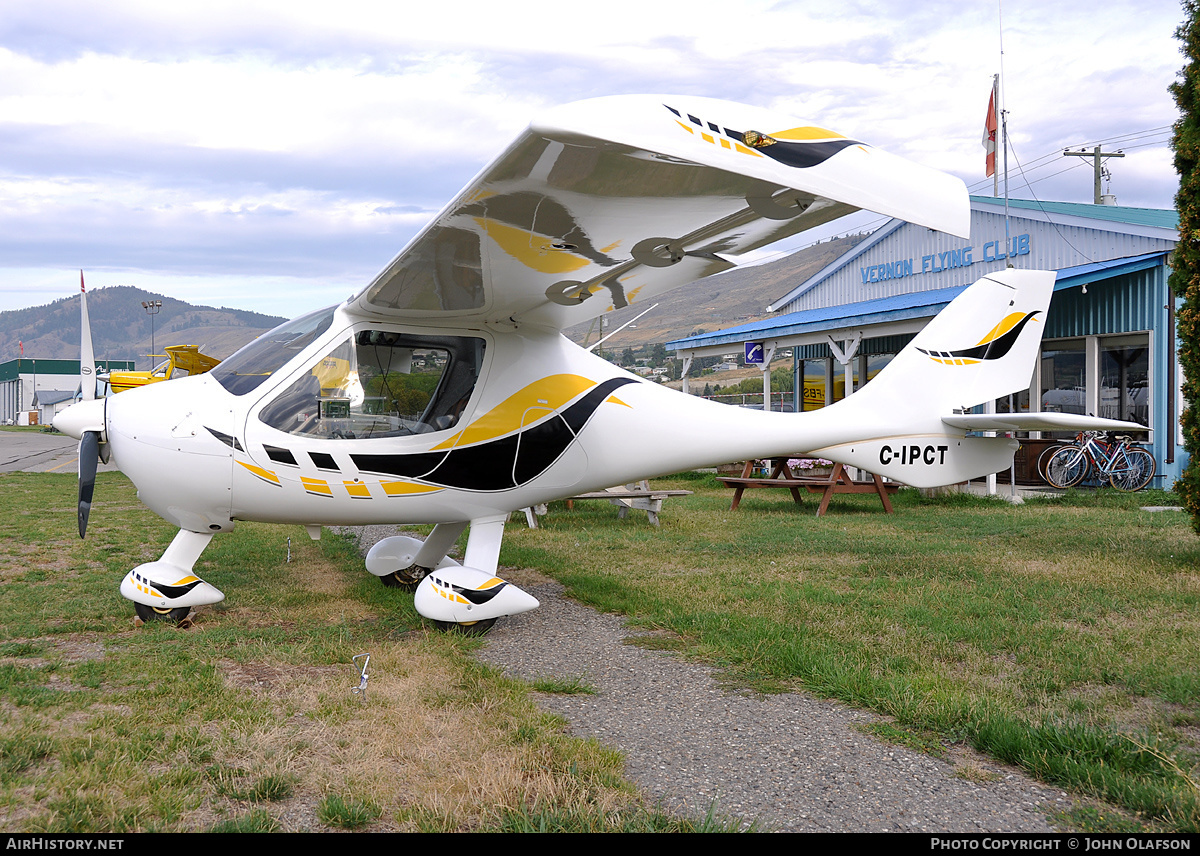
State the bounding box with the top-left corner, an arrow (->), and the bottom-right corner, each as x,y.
54,95 -> 1145,632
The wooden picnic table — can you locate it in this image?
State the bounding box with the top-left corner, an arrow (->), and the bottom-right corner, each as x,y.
717,459 -> 898,517
523,480 -> 693,528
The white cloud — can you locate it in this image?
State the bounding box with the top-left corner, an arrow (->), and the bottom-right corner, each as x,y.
0,0 -> 1184,315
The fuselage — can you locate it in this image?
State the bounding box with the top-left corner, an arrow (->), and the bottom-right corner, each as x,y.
92,302 -> 882,533
62,269 -> 1092,539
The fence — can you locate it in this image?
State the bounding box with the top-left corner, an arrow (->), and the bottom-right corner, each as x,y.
700,391 -> 794,411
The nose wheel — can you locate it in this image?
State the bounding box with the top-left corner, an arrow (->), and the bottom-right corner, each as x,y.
431,618 -> 497,636
133,603 -> 192,625
379,566 -> 430,591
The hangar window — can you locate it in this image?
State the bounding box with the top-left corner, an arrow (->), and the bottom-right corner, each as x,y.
1038,336 -> 1150,440
1040,341 -> 1086,416
1100,337 -> 1149,438
258,330 -> 485,439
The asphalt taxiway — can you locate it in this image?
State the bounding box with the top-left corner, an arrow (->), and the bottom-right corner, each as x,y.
0,429 -> 118,474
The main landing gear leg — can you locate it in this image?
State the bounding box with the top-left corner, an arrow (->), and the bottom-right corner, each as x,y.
462,515 -> 506,578
367,521 -> 468,590
119,529 -> 226,625
412,515 -> 539,635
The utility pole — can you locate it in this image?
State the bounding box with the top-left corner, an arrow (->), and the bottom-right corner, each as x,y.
1063,145 -> 1125,204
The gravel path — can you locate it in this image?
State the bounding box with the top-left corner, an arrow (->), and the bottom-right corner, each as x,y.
344,526 -> 1070,833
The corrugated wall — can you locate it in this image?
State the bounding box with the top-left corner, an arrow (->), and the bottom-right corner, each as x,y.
794,334 -> 915,360
779,209 -> 1176,314
1044,266 -> 1167,339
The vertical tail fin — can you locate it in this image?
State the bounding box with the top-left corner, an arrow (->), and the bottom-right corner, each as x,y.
808,269 -> 1054,487
846,268 -> 1053,420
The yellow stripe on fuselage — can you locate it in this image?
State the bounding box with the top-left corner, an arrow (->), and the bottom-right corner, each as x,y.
343,481 -> 371,498
431,374 -> 597,450
300,477 -> 332,496
236,460 -> 280,486
380,481 -> 442,497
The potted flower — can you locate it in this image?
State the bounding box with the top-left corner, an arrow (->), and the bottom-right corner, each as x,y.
788,457 -> 834,478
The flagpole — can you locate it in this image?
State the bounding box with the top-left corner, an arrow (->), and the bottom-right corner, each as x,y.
997,1 -> 1018,494
997,0 -> 1012,269
1002,91 -> 1011,269
992,74 -> 999,197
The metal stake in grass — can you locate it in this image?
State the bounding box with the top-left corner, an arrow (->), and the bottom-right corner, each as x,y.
286,537 -> 291,563
352,653 -> 370,701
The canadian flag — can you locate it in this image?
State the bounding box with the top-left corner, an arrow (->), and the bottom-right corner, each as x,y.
983,78 -> 999,178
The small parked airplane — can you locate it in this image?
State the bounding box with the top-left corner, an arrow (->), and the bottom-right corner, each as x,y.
54,95 -> 1144,631
107,345 -> 222,394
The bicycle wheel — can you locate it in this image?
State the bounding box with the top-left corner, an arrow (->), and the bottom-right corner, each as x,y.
1109,447 -> 1156,491
1036,444 -> 1064,484
1046,446 -> 1088,488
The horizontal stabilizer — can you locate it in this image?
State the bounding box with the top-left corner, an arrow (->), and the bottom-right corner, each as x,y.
801,268 -> 1149,488
942,413 -> 1150,434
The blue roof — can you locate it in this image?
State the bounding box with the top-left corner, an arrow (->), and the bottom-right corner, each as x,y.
667,252 -> 1171,351
668,284 -> 968,350
1052,251 -> 1168,288
969,196 -> 1178,230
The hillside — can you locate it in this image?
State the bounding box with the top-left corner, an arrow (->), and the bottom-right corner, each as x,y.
1,286 -> 286,369
3,234 -> 867,368
564,233 -> 867,350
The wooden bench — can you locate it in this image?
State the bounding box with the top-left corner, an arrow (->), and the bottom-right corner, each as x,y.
523,480 -> 693,528
717,459 -> 898,517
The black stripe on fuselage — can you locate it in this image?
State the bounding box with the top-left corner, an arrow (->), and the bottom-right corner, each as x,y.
351,377 -> 637,492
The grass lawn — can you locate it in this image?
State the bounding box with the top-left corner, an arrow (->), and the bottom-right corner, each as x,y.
0,470 -> 737,832
1,466 -> 1196,831
501,473 -> 1200,833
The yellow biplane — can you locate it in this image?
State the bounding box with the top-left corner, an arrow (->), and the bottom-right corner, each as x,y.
106,345 -> 221,393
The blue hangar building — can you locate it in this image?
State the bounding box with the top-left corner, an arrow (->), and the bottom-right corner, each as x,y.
667,196 -> 1181,488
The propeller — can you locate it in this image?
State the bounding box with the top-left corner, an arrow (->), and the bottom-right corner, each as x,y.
74,271 -> 103,538
78,430 -> 98,538
79,270 -> 96,402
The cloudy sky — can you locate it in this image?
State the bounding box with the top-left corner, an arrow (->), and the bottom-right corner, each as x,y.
0,0 -> 1183,318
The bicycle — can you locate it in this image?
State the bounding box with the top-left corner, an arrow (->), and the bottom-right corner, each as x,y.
1044,431 -> 1156,491
1036,435 -> 1078,484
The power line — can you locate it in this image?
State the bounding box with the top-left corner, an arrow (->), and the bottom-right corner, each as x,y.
1074,125 -> 1172,148
966,127 -> 1173,198
967,124 -> 1171,186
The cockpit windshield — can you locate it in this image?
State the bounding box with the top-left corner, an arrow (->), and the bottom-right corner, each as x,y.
258,329 -> 485,439
211,307 -> 337,396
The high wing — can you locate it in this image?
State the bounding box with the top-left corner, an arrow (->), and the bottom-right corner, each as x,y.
346,94 -> 969,330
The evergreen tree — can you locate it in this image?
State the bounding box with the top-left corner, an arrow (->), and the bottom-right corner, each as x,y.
1171,0 -> 1200,532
